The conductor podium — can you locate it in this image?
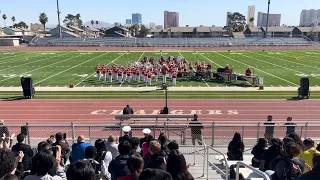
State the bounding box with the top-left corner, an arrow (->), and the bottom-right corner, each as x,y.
298,77 -> 310,99
21,77 -> 35,99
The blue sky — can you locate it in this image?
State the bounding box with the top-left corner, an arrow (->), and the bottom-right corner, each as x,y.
0,0 -> 318,27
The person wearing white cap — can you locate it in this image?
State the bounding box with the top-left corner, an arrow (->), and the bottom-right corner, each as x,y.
119,125 -> 132,143
140,128 -> 151,148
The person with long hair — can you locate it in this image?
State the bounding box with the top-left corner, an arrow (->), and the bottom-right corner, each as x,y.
118,154 -> 144,180
166,150 -> 194,180
227,132 -> 245,160
251,138 -> 268,168
94,139 -> 112,180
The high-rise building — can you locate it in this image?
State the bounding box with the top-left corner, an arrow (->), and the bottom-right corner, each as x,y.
164,11 -> 179,28
300,9 -> 320,26
126,19 -> 132,25
149,22 -> 156,29
155,25 -> 163,29
257,12 -> 281,27
247,6 -> 255,27
226,12 -> 233,26
132,13 -> 142,25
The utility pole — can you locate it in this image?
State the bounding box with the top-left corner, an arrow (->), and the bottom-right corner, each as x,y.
56,0 -> 62,38
265,0 -> 271,38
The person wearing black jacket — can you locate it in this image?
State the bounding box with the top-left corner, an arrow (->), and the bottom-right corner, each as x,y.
52,132 -> 70,165
11,133 -> 33,171
108,140 -> 131,180
227,132 -> 245,161
123,105 -> 133,115
0,120 -> 9,139
0,149 -> 24,179
144,141 -> 166,170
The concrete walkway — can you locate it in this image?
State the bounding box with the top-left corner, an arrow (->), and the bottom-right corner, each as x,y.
0,86 -> 319,91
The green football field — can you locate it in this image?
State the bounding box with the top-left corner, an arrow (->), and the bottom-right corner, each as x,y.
0,50 -> 320,87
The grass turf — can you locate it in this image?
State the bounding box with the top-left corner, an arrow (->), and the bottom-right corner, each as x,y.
1,91 -> 319,99
0,50 -> 320,87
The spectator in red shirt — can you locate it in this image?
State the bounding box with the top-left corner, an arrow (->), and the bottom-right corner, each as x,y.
118,154 -> 144,180
224,64 -> 231,73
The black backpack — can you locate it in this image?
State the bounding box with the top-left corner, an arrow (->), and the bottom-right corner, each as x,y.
272,158 -> 302,180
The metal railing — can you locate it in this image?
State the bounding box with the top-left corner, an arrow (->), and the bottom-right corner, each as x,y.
193,140 -> 207,178
235,161 -> 270,180
207,146 -> 229,180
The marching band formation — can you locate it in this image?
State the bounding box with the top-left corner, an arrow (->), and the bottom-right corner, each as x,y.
94,56 -> 212,86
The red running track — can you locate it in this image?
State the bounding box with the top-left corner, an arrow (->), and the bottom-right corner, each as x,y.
0,99 -> 319,139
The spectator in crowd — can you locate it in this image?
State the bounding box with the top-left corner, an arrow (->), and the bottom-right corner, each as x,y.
25,149 -> 65,180
0,120 -> 9,138
94,139 -> 112,180
37,141 -> 50,152
0,174 -> 18,180
141,135 -> 154,157
46,135 -> 55,145
52,132 -> 70,165
300,138 -> 320,170
260,138 -> 284,171
289,133 -> 304,149
123,105 -> 133,115
167,140 -> 179,151
139,129 -> 151,148
144,141 -> 166,170
264,115 -> 275,144
158,133 -> 169,156
188,114 -> 203,145
166,150 -> 194,180
71,135 -> 91,163
299,154 -> 320,180
108,140 -> 131,180
84,146 -> 101,179
66,161 -> 95,180
273,142 -> 305,180
11,133 -> 33,171
251,138 -> 268,168
118,154 -> 144,180
129,137 -> 140,155
227,132 -> 245,161
284,117 -> 297,136
0,149 -> 23,179
105,135 -> 119,160
119,126 -> 132,143
138,169 -> 173,180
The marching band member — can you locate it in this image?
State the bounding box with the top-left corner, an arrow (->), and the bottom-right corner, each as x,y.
96,64 -> 102,80
172,70 -> 178,86
102,67 -> 107,81
123,69 -> 127,81
136,69 -> 140,82
133,68 -> 136,81
224,64 -> 231,73
118,69 -> 123,83
162,64 -> 168,84
207,63 -> 212,78
108,70 -> 113,83
147,71 -> 152,86
127,70 -> 132,84
154,68 -> 159,81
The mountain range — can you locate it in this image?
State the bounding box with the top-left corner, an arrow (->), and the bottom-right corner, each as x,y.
83,21 -> 113,28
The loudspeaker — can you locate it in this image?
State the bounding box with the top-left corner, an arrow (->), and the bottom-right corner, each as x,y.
21,77 -> 34,97
299,77 -> 309,97
21,126 -> 28,135
163,107 -> 169,114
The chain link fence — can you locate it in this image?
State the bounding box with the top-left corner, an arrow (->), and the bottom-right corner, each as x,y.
0,122 -> 315,148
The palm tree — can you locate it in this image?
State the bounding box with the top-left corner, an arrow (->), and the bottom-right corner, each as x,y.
39,13 -> 48,36
2,14 -> 7,27
91,20 -> 94,27
95,20 -> 99,28
11,16 -> 15,26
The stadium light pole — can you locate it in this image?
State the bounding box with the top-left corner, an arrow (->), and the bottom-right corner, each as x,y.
265,0 -> 271,38
56,0 -> 62,38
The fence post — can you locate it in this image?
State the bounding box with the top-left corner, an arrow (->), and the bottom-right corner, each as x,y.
182,126 -> 186,145
211,121 -> 215,146
241,126 -> 244,141
304,122 -> 308,139
256,122 -> 260,142
26,122 -> 30,146
89,126 -> 92,144
71,122 -> 75,144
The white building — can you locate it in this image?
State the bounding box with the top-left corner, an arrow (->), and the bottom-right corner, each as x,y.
300,9 -> 320,26
247,5 -> 255,27
149,22 -> 156,29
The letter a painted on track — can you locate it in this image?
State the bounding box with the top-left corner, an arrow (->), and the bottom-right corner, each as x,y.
227,110 -> 239,115
208,110 -> 222,115
91,110 -> 107,115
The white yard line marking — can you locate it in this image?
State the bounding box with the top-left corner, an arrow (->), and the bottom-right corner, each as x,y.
0,52 -> 73,72
75,52 -> 128,87
0,51 -> 44,65
0,53 -> 85,83
197,53 -> 223,68
214,52 -> 298,86
34,53 -> 107,85
280,52 -> 320,64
